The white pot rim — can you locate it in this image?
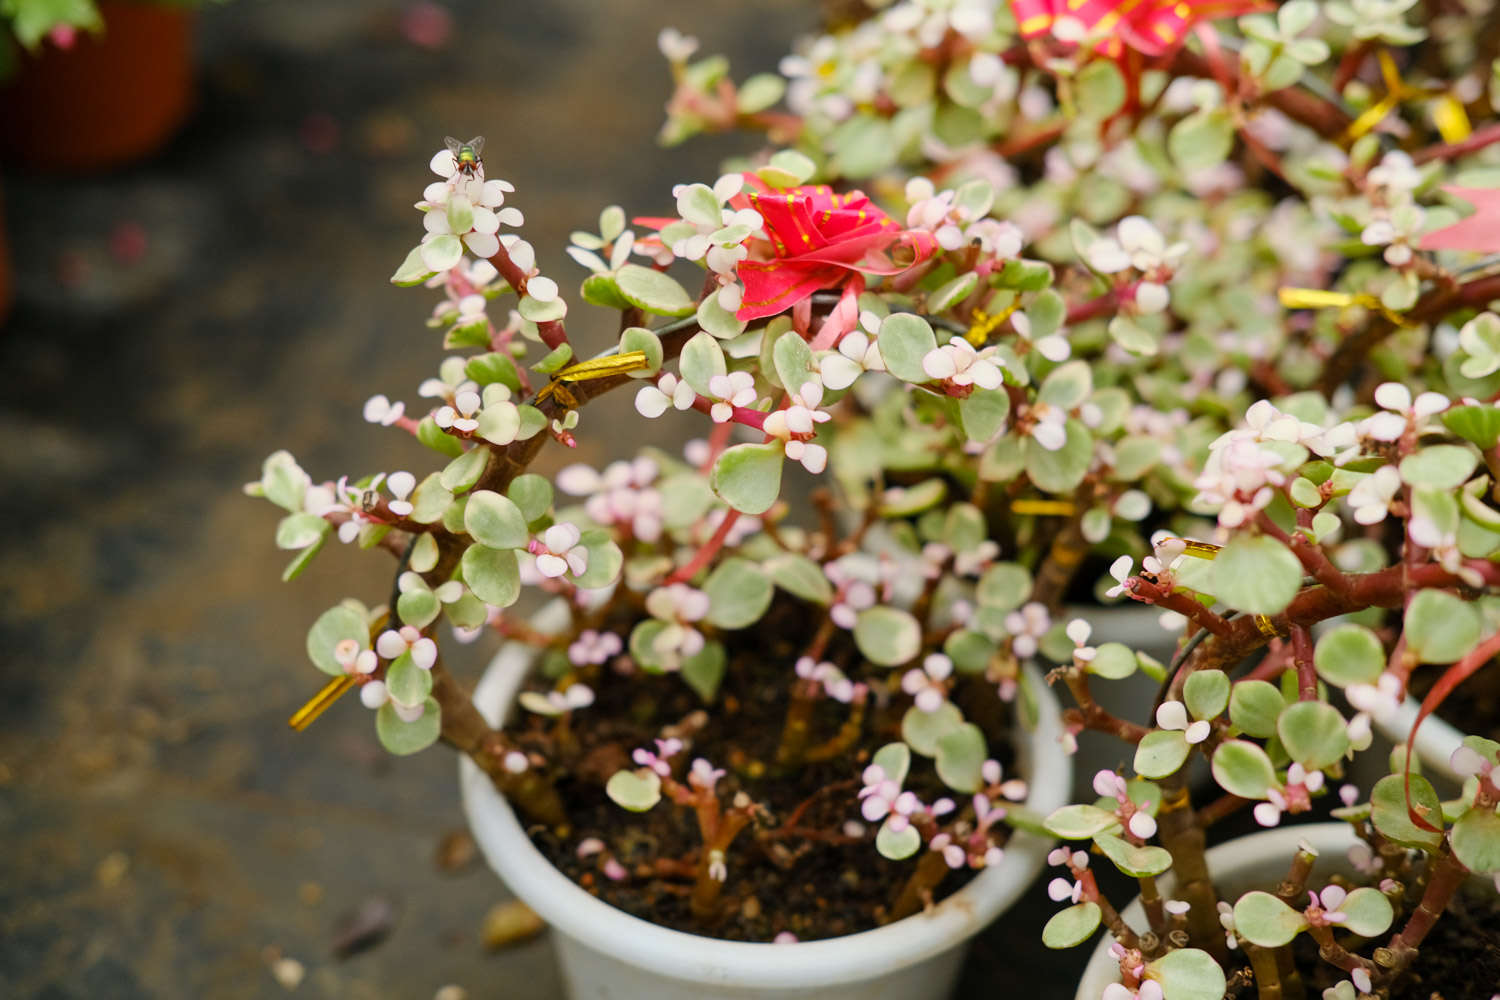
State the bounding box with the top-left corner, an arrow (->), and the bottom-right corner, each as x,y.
1075,823 -> 1361,999
1375,695 -> 1465,784
460,641 -> 1071,990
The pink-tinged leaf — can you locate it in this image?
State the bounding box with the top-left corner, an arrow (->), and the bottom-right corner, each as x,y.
1420,186 -> 1500,253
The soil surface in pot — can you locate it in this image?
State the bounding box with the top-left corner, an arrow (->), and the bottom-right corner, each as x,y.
1406,660 -> 1500,742
1285,884 -> 1500,999
514,596 -> 1020,942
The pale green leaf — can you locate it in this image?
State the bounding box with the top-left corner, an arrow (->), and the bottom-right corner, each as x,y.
376,698 -> 441,755
710,442 -> 784,515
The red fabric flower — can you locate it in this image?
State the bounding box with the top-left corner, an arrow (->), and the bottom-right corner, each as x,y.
730,176 -> 937,322
1010,0 -> 1266,59
1420,186 -> 1500,253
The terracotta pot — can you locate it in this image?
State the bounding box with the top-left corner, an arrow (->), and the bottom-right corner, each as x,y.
0,1 -> 194,172
461,628 -> 1073,1000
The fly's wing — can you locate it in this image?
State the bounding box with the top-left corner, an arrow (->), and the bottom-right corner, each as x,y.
444,136 -> 463,156
466,136 -> 486,157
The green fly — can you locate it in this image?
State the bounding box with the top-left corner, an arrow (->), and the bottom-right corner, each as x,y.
444,135 -> 485,178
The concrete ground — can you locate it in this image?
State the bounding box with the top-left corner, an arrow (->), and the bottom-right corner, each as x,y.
0,2 -> 1086,996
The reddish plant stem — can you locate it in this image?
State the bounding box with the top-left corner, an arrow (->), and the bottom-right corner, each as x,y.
1195,791 -> 1251,827
1131,580 -> 1235,639
1090,877 -> 1141,951
1291,627 -> 1317,701
666,508 -> 743,585
1243,638 -> 1293,684
467,320 -> 704,504
1061,669 -> 1152,744
1316,271 -> 1500,397
1166,560 -> 1500,699
320,509 -> 412,558
1402,628 -> 1500,829
1305,925 -> 1375,977
995,119 -> 1067,159
1288,532 -> 1352,594
1331,40 -> 1371,93
1383,842 -> 1472,972
1412,120 -> 1500,164
486,241 -> 569,350
1066,288 -> 1120,325
687,394 -> 769,431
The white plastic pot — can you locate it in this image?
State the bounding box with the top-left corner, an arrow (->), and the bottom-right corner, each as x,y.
1375,697 -> 1466,786
460,639 -> 1072,1000
1073,824 -> 1360,999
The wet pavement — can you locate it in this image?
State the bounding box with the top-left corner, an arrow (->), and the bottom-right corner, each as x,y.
0,2 -> 1082,996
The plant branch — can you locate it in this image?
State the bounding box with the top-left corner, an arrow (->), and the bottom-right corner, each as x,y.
1316,271 -> 1500,396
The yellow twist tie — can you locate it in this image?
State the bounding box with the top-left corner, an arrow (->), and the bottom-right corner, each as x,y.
1252,615 -> 1280,638
1168,537 -> 1222,560
1433,94 -> 1472,146
289,674 -> 355,731
1342,50 -> 1443,144
537,350 -> 651,408
1011,498 -> 1077,516
1278,287 -> 1412,329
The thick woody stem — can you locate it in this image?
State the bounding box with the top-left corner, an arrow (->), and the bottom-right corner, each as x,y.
1245,943 -> 1288,1000
886,849 -> 952,922
774,680 -> 820,769
431,661 -> 569,832
1138,873 -> 1166,938
1154,772 -> 1226,962
1168,560 -> 1500,697
1384,843 -> 1472,969
1032,510 -> 1089,612
802,688 -> 869,764
1288,533 -> 1352,595
690,809 -> 754,923
1291,627 -> 1317,701
1276,846 -> 1318,907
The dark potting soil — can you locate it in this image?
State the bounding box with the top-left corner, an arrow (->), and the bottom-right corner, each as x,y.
514,597 -> 1020,942
1406,659 -> 1500,743
1286,884 -> 1500,999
